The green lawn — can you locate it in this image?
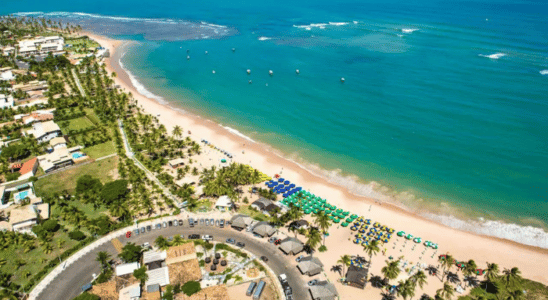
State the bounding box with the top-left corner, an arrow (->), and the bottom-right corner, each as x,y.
84,108 -> 101,125
35,156 -> 118,196
84,140 -> 116,159
60,116 -> 95,132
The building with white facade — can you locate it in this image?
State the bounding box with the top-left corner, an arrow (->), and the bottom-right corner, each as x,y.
18,36 -> 64,57
26,120 -> 62,143
0,94 -> 14,109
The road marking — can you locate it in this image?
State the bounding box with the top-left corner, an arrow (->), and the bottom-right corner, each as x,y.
111,238 -> 124,253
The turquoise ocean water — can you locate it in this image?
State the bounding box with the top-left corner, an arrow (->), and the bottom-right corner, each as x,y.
4,0 -> 548,247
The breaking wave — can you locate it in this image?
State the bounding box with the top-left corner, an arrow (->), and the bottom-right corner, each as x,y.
540,70 -> 548,75
222,126 -> 256,142
293,22 -> 350,30
401,28 -> 419,33
12,11 -> 236,41
479,53 -> 506,59
258,36 -> 272,41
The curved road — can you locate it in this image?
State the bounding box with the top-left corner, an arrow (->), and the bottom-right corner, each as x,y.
37,221 -> 307,300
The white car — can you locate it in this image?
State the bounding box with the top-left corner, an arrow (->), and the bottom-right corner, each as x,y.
202,235 -> 213,241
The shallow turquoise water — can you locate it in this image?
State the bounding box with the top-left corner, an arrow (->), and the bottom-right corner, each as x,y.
4,0 -> 548,246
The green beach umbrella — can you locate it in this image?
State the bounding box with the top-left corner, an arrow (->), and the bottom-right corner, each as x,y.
397,231 -> 405,237
346,218 -> 353,223
350,214 -> 358,219
343,211 -> 350,216
333,218 -> 340,223
341,222 -> 349,227
329,215 -> 334,220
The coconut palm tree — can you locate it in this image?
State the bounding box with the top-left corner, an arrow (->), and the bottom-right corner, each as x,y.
463,260 -> 478,278
172,125 -> 183,139
501,267 -> 521,291
484,262 -> 500,283
412,270 -> 428,290
96,251 -> 111,270
133,266 -> 148,286
155,236 -> 170,250
305,227 -> 322,255
43,243 -> 53,254
436,282 -> 454,300
364,240 -> 380,267
337,255 -> 351,278
397,279 -> 415,300
506,289 -> 524,300
313,211 -> 332,245
172,235 -> 186,246
381,259 -> 400,282
439,254 -> 455,281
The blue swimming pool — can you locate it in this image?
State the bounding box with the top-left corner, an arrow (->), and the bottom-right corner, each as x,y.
15,191 -> 29,201
72,152 -> 85,159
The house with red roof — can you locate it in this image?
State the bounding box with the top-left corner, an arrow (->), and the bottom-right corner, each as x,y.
18,157 -> 38,180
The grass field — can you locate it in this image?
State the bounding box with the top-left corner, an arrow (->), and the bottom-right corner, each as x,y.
84,140 -> 116,159
35,156 -> 118,196
60,116 -> 95,132
238,205 -> 268,222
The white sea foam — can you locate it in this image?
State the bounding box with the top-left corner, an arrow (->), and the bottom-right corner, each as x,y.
353,21 -> 359,24
221,126 -> 255,142
479,53 -> 506,59
540,70 -> 548,75
293,22 -> 350,30
402,28 -> 419,33
258,36 -> 272,41
424,214 -> 548,248
118,47 -> 166,104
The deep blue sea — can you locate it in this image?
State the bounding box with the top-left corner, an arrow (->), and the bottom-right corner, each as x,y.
3,0 -> 547,247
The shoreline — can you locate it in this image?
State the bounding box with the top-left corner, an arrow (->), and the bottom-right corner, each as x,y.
84,31 -> 548,284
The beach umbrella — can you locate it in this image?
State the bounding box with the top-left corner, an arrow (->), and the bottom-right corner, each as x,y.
333,218 -> 340,223
304,209 -> 312,214
365,219 -> 371,225
413,237 -> 422,243
406,234 -> 413,240
476,269 -> 484,276
383,238 -> 389,243
431,244 -> 438,249
342,222 -> 349,227
350,214 -> 358,219
353,239 -> 361,244
283,193 -> 288,198
313,208 -> 319,214
351,226 -> 358,231
397,231 -> 405,237
361,241 -> 369,246
278,178 -> 284,182
343,211 -> 350,216
284,180 -> 290,185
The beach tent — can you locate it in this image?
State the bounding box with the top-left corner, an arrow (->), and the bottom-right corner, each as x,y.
397,231 -> 405,237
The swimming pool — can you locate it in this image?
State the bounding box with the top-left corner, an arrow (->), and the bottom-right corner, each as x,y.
15,191 -> 29,201
72,152 -> 86,159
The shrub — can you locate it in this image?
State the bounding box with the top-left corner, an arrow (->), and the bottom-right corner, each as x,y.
181,281 -> 201,296
72,292 -> 100,300
5,172 -> 21,181
76,175 -> 102,194
319,245 -> 327,252
69,230 -> 86,241
42,219 -> 59,232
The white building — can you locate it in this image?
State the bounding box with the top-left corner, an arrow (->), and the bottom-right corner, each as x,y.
18,36 -> 64,57
215,195 -> 234,212
115,262 -> 141,277
0,70 -> 14,81
26,120 -> 62,143
1,46 -> 15,56
0,94 -> 14,109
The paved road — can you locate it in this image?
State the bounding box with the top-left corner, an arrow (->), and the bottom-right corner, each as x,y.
71,69 -> 87,97
38,221 -> 308,300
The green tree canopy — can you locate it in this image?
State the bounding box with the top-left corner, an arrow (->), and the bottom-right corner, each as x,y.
100,180 -> 129,205
119,243 -> 142,263
71,292 -> 100,300
181,281 -> 201,296
76,175 -> 103,194
42,219 -> 59,232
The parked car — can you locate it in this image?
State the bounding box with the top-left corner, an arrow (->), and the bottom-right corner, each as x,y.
226,238 -> 235,244
155,223 -> 161,229
140,227 -> 145,233
210,218 -> 214,225
189,218 -> 194,227
200,218 -> 204,225
268,237 -> 277,243
274,239 -> 281,245
178,219 -> 184,226
205,219 -> 210,226
295,255 -> 304,262
202,235 -> 213,241
216,220 -> 220,227
260,256 -> 268,262
133,229 -> 140,236
220,219 -> 225,227
173,220 -> 178,227
168,221 -> 173,227
162,222 -> 167,228
125,231 -> 131,238
236,242 -> 245,248
146,225 -> 152,232
188,234 -> 200,239
308,279 -> 319,286
142,242 -> 151,249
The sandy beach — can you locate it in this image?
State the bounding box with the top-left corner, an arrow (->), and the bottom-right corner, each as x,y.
84,32 -> 548,293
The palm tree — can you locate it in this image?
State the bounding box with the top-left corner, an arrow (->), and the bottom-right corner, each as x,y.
305,227 -> 322,255
381,259 -> 400,282
96,251 -> 111,270
155,236 -> 170,250
397,279 -> 415,300
313,211 -> 332,245
43,243 -> 53,254
412,270 -> 428,290
439,254 -> 455,281
501,267 -> 521,289
172,235 -> 186,246
436,282 -> 454,300
506,289 -> 524,300
337,255 -> 351,278
463,260 -> 478,278
484,262 -> 500,283
364,240 -> 380,266
172,125 -> 182,139
133,266 -> 148,286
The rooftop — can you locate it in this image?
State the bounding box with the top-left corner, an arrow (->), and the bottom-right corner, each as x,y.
166,244 -> 196,265
115,262 -> 140,277
145,267 -> 170,287
19,157 -> 38,175
168,259 -> 202,286
215,195 -> 233,208
143,249 -> 167,265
